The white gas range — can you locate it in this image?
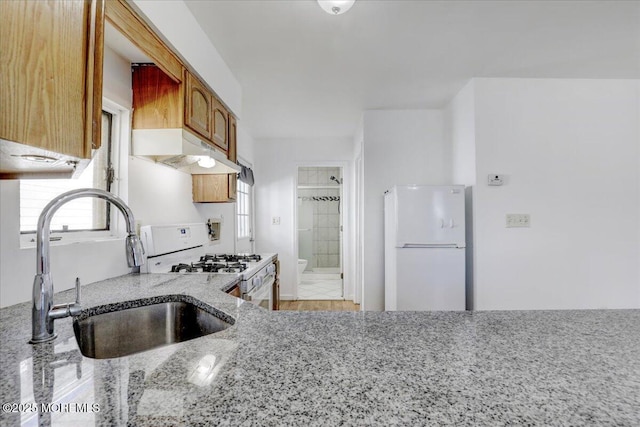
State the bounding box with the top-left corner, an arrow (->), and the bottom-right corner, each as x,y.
139,223 -> 276,308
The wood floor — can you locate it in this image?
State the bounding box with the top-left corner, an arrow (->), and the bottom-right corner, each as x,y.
279,300 -> 361,312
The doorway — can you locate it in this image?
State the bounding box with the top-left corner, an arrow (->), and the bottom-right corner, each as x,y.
296,166 -> 343,300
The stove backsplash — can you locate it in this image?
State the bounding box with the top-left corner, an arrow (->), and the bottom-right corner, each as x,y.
128,157 -> 238,253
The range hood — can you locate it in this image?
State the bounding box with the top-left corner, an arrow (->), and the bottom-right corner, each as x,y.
132,129 -> 240,175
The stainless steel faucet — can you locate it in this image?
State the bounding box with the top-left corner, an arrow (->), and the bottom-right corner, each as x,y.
30,188 -> 145,344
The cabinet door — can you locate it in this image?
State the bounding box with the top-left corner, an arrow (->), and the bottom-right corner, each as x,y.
1,0 -> 104,158
228,174 -> 237,200
228,115 -> 237,163
212,98 -> 229,152
192,174 -> 231,203
184,72 -> 213,140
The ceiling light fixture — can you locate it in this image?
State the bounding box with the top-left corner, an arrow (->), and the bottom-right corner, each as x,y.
317,0 -> 355,15
197,156 -> 216,168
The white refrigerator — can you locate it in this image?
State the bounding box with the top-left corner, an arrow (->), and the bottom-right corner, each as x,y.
384,185 -> 466,311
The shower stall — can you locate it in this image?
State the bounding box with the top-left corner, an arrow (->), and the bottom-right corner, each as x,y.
297,166 -> 343,299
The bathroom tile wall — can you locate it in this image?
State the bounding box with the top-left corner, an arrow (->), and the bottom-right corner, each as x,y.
298,167 -> 341,269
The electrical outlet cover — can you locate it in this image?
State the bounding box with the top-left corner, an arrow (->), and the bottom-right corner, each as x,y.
488,174 -> 504,186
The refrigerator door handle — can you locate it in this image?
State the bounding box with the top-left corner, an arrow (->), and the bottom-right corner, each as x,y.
399,243 -> 465,249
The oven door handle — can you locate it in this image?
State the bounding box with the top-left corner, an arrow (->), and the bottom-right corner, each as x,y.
262,274 -> 275,289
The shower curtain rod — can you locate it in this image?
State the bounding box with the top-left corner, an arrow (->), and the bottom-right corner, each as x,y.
298,196 -> 341,201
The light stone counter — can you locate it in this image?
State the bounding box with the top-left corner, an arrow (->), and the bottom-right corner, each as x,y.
1,273 -> 639,426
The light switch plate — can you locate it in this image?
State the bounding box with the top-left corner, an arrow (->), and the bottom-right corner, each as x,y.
272,216 -> 281,225
506,214 -> 530,228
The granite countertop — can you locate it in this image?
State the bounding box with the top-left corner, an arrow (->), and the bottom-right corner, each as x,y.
1,273 -> 639,426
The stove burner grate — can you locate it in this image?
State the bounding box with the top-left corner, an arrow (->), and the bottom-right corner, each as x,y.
200,253 -> 262,263
171,259 -> 248,273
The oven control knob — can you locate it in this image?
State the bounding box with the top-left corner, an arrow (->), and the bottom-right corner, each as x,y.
267,265 -> 275,275
253,277 -> 262,288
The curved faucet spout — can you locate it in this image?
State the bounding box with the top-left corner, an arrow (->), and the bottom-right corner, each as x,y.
35,188 -> 143,275
31,188 -> 144,344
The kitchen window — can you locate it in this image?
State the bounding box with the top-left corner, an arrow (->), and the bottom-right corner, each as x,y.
19,110 -> 118,236
237,178 -> 251,239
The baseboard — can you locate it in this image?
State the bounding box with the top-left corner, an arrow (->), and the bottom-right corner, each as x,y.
280,294 -> 295,301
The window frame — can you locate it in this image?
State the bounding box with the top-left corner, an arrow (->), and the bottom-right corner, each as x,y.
19,100 -> 128,247
236,177 -> 251,240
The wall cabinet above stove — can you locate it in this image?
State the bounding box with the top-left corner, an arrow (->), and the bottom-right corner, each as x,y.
192,174 -> 237,203
0,0 -> 105,179
132,65 -> 237,167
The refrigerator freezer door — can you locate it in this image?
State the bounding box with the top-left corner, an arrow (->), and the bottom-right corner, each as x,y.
391,247 -> 465,311
393,186 -> 465,247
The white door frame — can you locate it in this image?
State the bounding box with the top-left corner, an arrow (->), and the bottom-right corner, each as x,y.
354,152 -> 363,305
293,161 -> 351,301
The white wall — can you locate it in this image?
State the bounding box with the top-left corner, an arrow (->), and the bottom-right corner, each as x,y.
445,81 -> 477,310
470,78 -> 640,310
447,81 -> 476,187
131,0 -> 242,117
237,126 -> 255,165
362,110 -> 450,311
253,138 -> 355,301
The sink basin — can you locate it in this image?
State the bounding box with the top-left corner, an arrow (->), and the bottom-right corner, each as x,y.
73,298 -> 234,359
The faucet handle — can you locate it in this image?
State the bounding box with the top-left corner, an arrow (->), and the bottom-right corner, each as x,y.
67,277 -> 82,317
75,277 -> 81,305
48,277 -> 82,319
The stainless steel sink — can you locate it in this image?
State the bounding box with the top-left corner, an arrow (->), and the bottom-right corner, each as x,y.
73,299 -> 233,359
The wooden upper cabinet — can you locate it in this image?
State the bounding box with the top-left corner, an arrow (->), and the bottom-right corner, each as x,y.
0,0 -> 104,159
184,72 -> 213,140
132,65 -> 182,129
228,115 -> 238,163
192,174 -> 237,203
212,99 -> 229,152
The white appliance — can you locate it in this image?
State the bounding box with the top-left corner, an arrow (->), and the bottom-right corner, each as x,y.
384,185 -> 466,311
139,223 -> 276,309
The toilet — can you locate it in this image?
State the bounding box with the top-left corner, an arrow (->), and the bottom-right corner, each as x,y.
297,259 -> 308,285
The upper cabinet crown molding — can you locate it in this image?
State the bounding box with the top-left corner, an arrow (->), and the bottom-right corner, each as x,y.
0,0 -> 105,178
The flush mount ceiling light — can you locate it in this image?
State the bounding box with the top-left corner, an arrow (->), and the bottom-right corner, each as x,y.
197,156 -> 216,168
317,0 -> 355,15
